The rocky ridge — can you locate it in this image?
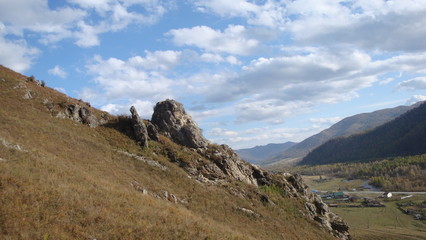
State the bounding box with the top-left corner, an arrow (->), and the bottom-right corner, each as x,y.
137,99 -> 350,240
57,97 -> 351,239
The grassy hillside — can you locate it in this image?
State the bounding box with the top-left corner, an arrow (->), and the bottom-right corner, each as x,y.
0,65 -> 336,240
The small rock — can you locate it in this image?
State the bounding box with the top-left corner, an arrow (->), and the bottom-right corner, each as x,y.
23,90 -> 33,99
236,207 -> 261,218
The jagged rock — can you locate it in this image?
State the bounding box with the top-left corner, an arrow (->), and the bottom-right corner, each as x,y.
130,106 -> 149,148
149,99 -> 350,239
57,104 -> 99,128
201,144 -> 271,186
277,173 -> 351,240
151,99 -> 209,149
146,121 -> 159,141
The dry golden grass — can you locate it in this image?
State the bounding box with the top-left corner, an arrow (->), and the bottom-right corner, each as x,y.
0,65 -> 334,240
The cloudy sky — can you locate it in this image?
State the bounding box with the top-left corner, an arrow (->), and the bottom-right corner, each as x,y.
1,0 -> 426,149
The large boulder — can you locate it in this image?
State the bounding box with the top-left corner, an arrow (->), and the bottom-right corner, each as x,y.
151,99 -> 209,149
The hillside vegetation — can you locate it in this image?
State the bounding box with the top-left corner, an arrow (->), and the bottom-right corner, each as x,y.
286,155 -> 426,192
301,102 -> 426,166
0,66 -> 347,239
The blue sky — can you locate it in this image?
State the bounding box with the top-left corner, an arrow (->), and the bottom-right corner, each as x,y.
1,0 -> 426,149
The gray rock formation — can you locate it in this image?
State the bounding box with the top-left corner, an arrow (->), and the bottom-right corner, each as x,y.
282,174 -> 350,240
130,106 -> 149,148
150,99 -> 350,239
57,104 -> 100,128
151,99 -> 209,149
201,144 -> 271,186
146,121 -> 159,141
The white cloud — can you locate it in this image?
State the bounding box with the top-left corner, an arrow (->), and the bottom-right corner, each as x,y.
193,0 -> 286,28
208,128 -> 238,137
0,0 -> 169,48
85,56 -> 173,100
0,0 -> 85,36
309,117 -> 342,125
207,125 -> 320,149
199,47 -> 426,125
286,0 -> 426,52
406,95 -> 426,105
100,99 -> 154,119
82,50 -> 187,105
0,34 -> 39,72
194,1 -> 426,52
54,87 -> 67,94
397,77 -> 426,90
48,65 -> 67,78
168,25 -> 259,56
234,99 -> 309,124
129,50 -> 182,70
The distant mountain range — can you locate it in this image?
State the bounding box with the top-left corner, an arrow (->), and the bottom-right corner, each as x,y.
240,102 -> 421,167
236,142 -> 296,164
300,101 -> 426,165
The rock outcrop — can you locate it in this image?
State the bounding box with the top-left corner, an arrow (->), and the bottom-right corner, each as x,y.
56,103 -> 101,128
149,99 -> 350,240
281,174 -> 351,240
130,106 -> 149,148
151,99 -> 209,149
146,121 -> 159,141
201,144 -> 271,186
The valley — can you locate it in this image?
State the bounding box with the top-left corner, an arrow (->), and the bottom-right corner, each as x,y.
300,174 -> 426,240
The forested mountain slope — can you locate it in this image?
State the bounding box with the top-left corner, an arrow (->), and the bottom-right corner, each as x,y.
301,102 -> 426,165
265,104 -> 418,166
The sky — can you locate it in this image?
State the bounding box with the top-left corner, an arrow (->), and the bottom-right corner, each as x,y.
1,0 -> 426,149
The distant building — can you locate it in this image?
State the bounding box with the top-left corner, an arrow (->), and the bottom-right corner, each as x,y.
383,192 -> 392,198
332,192 -> 345,199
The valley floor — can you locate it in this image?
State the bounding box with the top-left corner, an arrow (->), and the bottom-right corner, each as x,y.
302,175 -> 426,240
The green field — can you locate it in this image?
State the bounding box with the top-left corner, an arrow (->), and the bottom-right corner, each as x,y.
302,175 -> 365,192
302,175 -> 426,240
333,198 -> 426,240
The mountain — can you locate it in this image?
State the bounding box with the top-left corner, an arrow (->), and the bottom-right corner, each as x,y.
300,102 -> 426,165
264,104 -> 419,167
236,142 -> 297,164
0,65 -> 349,240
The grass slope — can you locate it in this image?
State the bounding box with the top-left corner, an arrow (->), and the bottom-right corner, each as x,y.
0,66 -> 334,240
